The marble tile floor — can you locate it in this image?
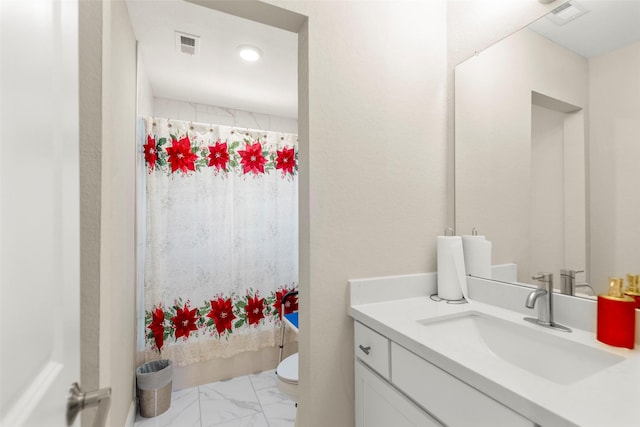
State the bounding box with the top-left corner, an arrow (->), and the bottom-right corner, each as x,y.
134,369 -> 296,427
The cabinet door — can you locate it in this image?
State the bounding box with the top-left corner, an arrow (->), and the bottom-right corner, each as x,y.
354,321 -> 390,379
355,360 -> 442,427
391,343 -> 534,427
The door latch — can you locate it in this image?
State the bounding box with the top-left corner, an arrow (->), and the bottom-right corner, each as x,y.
66,382 -> 111,426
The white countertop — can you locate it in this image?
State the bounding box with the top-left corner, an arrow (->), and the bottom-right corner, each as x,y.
350,296 -> 640,427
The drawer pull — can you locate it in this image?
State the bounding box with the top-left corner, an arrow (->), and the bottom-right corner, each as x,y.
359,344 -> 371,355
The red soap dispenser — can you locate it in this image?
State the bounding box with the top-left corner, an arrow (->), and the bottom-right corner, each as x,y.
624,274 -> 640,309
597,277 -> 636,349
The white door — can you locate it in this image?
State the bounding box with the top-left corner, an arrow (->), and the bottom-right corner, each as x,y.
1,0 -> 81,426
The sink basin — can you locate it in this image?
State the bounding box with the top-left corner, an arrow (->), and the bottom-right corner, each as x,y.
418,311 -> 624,384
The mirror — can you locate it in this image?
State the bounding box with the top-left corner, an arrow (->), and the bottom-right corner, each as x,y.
455,0 -> 640,295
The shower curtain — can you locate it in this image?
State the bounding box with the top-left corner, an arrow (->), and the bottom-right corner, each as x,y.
140,117 -> 298,366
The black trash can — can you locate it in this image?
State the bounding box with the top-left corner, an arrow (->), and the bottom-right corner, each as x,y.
136,359 -> 173,418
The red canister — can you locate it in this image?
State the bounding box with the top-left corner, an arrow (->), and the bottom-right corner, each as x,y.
624,274 -> 640,309
597,277 -> 636,349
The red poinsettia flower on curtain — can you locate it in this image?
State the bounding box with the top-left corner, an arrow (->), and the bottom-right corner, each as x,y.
274,288 -> 298,317
207,297 -> 236,335
166,135 -> 197,174
238,142 -> 267,175
148,307 -> 165,350
275,147 -> 296,176
245,294 -> 265,326
143,135 -> 158,170
171,303 -> 199,339
207,141 -> 229,171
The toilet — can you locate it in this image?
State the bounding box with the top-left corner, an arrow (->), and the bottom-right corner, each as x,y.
276,352 -> 298,401
276,291 -> 299,404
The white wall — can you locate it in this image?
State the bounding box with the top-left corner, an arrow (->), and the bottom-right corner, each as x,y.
153,97 -> 298,133
455,28 -> 588,282
101,1 -> 137,425
259,2 -> 449,426
136,49 -> 154,118
79,0 -> 137,425
589,41 -> 640,291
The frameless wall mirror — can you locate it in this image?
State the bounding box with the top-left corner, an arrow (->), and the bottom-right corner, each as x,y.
455,0 -> 640,296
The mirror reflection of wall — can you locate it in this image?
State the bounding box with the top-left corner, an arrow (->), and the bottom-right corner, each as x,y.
589,40 -> 640,294
530,95 -> 585,287
455,0 -> 640,295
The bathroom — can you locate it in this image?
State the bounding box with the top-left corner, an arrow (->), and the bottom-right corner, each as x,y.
2,0 -> 639,426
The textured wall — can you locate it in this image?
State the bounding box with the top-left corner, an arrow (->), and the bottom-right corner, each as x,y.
101,0 -> 138,424
80,0 -> 138,425
267,2 -> 448,426
136,51 -> 154,118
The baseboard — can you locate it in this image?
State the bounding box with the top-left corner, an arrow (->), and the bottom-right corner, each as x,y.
125,401 -> 136,427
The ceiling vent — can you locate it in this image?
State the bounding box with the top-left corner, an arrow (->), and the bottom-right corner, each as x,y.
547,1 -> 590,25
175,31 -> 200,56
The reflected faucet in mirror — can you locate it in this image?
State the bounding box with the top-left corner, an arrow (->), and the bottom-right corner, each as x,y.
560,269 -> 595,296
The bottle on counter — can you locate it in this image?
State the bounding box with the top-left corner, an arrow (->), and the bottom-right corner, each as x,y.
624,274 -> 640,309
597,277 -> 636,349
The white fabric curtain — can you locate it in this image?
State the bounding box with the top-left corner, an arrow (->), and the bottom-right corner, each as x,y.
140,117 -> 298,366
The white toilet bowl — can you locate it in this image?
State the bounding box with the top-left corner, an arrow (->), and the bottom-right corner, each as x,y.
276,352 -> 298,401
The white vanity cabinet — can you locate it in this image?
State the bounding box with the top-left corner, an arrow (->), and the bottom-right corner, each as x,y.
355,360 -> 442,427
354,321 -> 535,427
354,322 -> 441,427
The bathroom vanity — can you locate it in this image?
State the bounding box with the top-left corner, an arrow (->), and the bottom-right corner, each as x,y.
349,273 -> 640,427
354,320 -> 532,427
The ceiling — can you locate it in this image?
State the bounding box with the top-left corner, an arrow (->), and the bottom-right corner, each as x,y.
125,0 -> 298,119
125,0 -> 639,119
529,0 -> 640,58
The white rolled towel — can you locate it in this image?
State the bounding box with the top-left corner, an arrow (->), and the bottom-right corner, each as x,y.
461,235 -> 492,279
437,236 -> 467,300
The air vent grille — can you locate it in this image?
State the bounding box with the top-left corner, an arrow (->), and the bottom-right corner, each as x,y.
548,1 -> 590,25
175,31 -> 200,56
180,36 -> 195,47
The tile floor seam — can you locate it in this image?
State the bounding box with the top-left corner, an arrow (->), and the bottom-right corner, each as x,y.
197,385 -> 203,427
248,374 -> 271,427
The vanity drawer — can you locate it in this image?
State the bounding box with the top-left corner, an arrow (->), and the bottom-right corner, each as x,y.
354,322 -> 390,380
391,343 -> 533,427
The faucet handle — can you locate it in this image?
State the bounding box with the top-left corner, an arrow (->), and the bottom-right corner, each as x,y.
560,269 -> 584,278
532,272 -> 553,282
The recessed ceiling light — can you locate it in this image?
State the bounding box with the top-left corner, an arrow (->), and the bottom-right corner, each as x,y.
238,45 -> 262,62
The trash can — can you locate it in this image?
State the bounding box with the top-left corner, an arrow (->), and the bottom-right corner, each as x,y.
136,359 -> 173,418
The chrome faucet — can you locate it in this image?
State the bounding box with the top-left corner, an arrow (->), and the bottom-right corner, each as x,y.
560,269 -> 595,296
524,273 -> 571,332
